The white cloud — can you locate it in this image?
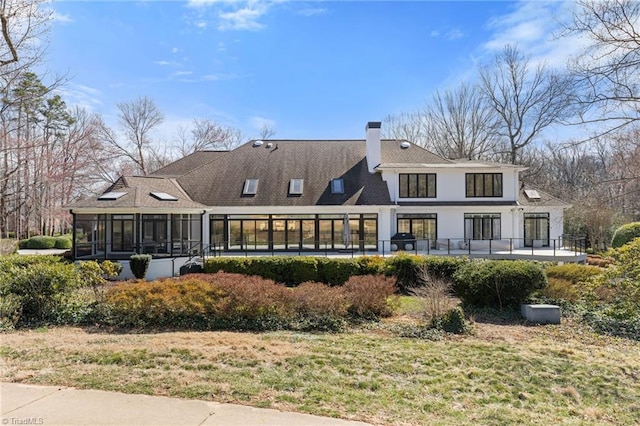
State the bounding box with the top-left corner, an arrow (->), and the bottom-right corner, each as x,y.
171,70 -> 194,77
171,47 -> 180,54
57,83 -> 103,112
52,12 -> 73,24
201,73 -> 238,81
218,42 -> 226,51
429,28 -> 464,41
249,115 -> 276,130
218,5 -> 267,31
185,0 -> 273,32
445,28 -> 464,41
297,7 -> 327,17
481,0 -> 583,69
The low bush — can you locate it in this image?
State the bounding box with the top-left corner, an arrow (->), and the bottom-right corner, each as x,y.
205,256 -> 371,286
342,275 -> 397,319
453,260 -> 547,308
24,236 -> 56,249
545,263 -> 604,284
130,254 -> 151,279
610,222 -> 640,248
0,256 -> 120,327
384,254 -> 468,294
356,255 -> 386,275
54,237 -> 72,249
0,239 -> 18,255
317,258 -> 360,286
102,272 -> 396,331
430,306 -> 470,334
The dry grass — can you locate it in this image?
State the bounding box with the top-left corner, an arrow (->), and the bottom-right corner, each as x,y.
2,316 -> 639,426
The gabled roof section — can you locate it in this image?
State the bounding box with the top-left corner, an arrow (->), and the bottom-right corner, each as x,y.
150,150 -> 228,177
518,184 -> 571,208
380,139 -> 452,165
67,176 -> 206,210
177,140 -> 396,206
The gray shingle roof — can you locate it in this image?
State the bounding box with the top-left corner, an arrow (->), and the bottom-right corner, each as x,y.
67,176 -> 206,210
518,185 -> 571,207
150,151 -> 227,177
177,139 -> 439,207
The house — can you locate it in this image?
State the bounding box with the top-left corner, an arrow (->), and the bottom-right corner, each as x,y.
66,122 -> 582,278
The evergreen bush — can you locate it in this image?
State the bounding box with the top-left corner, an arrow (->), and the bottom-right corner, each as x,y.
611,222 -> 640,248
130,254 -> 152,280
453,260 -> 547,308
54,237 -> 72,249
25,236 -> 56,249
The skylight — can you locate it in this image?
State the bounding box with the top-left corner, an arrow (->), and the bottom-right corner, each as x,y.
243,179 -> 259,195
98,191 -> 127,201
289,179 -> 304,195
524,189 -> 541,200
331,178 -> 344,194
150,192 -> 178,201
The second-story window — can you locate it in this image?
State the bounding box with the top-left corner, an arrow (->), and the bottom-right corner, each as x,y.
399,173 -> 436,198
465,173 -> 503,197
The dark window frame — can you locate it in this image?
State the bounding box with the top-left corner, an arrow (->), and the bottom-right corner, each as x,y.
465,173 -> 503,197
464,213 -> 501,240
399,173 -> 437,198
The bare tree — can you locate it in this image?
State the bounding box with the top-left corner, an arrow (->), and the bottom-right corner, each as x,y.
99,96 -> 164,176
257,123 -> 276,140
424,82 -> 499,160
565,0 -> 640,134
479,45 -> 577,164
173,118 -> 245,156
382,111 -> 429,147
1,0 -> 51,74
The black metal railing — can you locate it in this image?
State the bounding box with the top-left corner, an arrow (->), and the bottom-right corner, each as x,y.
74,236 -> 586,261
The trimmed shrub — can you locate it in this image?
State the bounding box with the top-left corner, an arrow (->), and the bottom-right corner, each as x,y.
384,253 -> 425,293
545,263 -> 603,284
453,260 -> 547,308
103,272 -> 394,331
54,237 -> 72,249
317,258 -> 360,286
25,236 -> 56,249
130,254 -> 151,280
611,222 -> 640,248
356,255 -> 386,275
342,275 -> 397,319
384,254 -> 468,294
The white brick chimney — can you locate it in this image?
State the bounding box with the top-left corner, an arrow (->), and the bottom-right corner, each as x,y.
365,121 -> 381,173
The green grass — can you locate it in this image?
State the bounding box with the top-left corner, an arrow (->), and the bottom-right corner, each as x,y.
2,322 -> 639,425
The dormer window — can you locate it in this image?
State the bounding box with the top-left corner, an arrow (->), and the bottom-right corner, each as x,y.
243,179 -> 259,195
289,179 -> 304,195
331,178 -> 344,194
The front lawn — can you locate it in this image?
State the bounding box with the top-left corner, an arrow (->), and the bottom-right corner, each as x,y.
2,319 -> 638,425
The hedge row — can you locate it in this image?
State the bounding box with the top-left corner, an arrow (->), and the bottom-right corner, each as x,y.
103,273 -> 397,331
204,254 -> 467,290
18,236 -> 72,250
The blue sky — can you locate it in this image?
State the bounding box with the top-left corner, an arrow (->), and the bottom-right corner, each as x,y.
48,0 -> 579,141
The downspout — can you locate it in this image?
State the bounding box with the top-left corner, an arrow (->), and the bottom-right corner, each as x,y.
70,210 -> 75,261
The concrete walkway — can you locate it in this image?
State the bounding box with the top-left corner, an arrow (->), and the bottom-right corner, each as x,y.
1,383 -> 371,426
